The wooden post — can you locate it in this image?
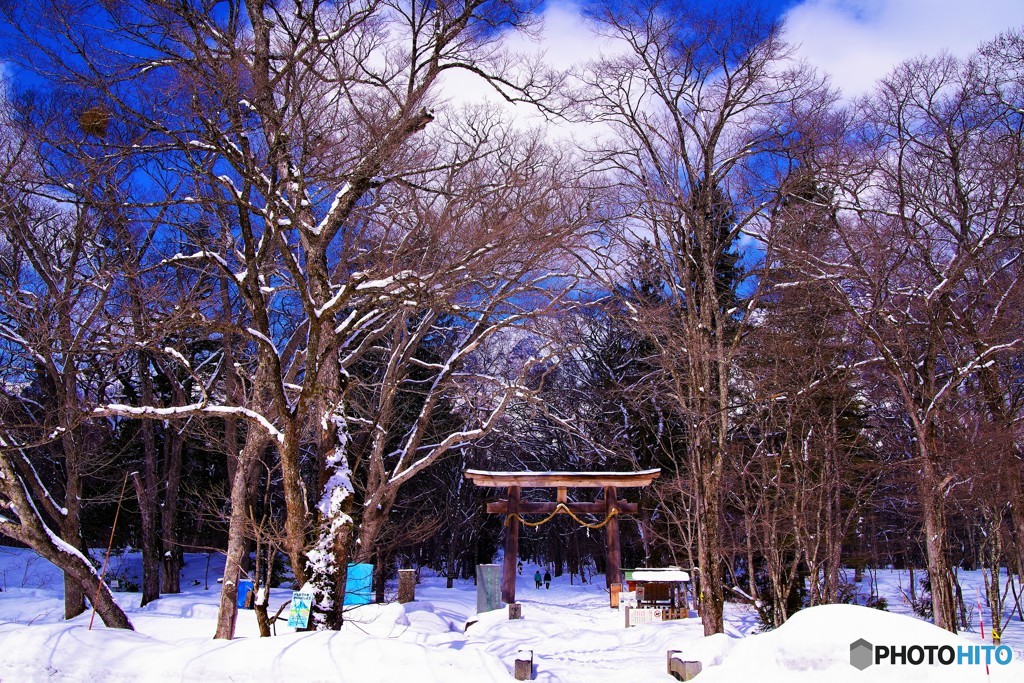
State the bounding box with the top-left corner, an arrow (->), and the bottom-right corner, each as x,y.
502,486 -> 520,604
398,569 -> 415,604
509,602 -> 522,620
610,582 -> 621,608
604,486 -> 620,589
514,649 -> 533,680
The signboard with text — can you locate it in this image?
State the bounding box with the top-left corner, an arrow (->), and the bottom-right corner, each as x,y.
287,591 -> 314,628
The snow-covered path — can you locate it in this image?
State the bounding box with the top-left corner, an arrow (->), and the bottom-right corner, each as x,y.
453,568 -> 712,682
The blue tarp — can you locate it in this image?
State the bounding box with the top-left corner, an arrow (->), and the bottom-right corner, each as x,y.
345,563 -> 373,605
237,579 -> 254,608
239,565 -> 372,608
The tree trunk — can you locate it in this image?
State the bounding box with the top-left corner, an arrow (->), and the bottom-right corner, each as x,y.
132,456 -> 161,608
160,429 -> 184,594
278,432 -> 309,589
57,428 -> 88,620
0,455 -> 133,629
354,496 -> 394,564
446,532 -> 458,589
214,432 -> 265,639
696,475 -> 725,635
60,528 -> 88,621
325,526 -> 353,630
745,512 -> 757,603
919,474 -> 958,632
374,551 -> 391,604
983,514 -> 1003,643
821,419 -> 844,605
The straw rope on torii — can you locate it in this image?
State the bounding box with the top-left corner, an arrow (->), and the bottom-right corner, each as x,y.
503,503 -> 620,529
464,469 -> 661,604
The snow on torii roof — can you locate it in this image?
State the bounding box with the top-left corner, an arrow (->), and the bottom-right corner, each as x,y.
629,569 -> 691,582
464,469 -> 661,488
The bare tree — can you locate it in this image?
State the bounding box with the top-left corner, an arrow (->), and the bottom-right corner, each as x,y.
3,0 -> 585,637
795,37 -> 1024,631
576,0 -> 832,634
0,98 -> 133,629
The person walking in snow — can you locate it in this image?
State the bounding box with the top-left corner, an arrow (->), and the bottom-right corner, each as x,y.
534,570 -> 542,588
543,570 -> 551,589
518,561 -> 523,575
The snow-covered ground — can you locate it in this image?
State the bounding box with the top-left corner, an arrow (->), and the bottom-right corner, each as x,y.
0,546 -> 1022,681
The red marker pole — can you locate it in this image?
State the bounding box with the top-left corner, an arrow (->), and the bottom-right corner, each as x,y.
976,593 -> 990,678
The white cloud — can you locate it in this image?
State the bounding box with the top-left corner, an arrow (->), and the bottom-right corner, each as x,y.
434,2 -> 613,131
506,1 -> 607,72
784,0 -> 1024,98
435,0 -> 1024,130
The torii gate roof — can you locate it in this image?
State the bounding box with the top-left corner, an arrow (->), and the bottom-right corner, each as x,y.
464,469 -> 661,488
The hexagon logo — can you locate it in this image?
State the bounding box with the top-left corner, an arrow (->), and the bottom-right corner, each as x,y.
850,638 -> 874,670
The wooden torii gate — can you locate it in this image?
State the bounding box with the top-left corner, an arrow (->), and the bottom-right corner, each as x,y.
464,469 -> 661,604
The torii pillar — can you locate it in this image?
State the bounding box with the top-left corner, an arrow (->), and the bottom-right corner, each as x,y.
503,485 -> 521,604
464,469 -> 661,604
604,485 -> 620,593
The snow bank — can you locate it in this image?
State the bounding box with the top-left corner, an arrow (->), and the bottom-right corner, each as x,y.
670,632 -> 737,668
2,549 -> 1021,683
694,604 -> 1024,683
0,621 -> 510,682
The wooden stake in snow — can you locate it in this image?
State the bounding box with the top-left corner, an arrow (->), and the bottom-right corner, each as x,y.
514,649 -> 533,680
89,470 -> 132,631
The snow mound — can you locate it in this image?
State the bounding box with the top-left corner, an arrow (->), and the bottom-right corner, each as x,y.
404,603 -> 458,634
343,601 -> 412,637
0,621 -> 510,683
695,604 -> 1024,682
668,632 -> 737,668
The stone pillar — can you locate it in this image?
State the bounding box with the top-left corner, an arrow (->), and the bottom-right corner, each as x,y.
476,564 -> 502,613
